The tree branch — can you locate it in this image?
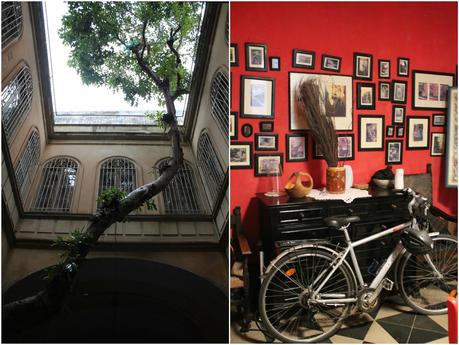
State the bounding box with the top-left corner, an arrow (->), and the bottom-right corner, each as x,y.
140,19 -> 148,59
167,26 -> 183,93
172,88 -> 189,101
133,49 -> 164,90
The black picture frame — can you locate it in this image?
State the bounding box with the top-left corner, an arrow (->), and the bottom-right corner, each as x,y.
406,116 -> 430,150
312,140 -> 324,160
358,115 -> 385,151
392,105 -> 405,125
255,133 -> 278,151
245,42 -> 267,71
379,59 -> 390,79
379,81 -> 391,101
433,114 -> 446,127
412,70 -> 455,110
292,49 -> 315,69
353,52 -> 373,80
240,75 -> 275,118
254,153 -> 283,177
385,140 -> 403,165
230,111 -> 238,140
259,121 -> 274,132
397,57 -> 409,77
392,80 -> 407,104
337,134 -> 355,161
241,123 -> 253,137
386,125 -> 394,137
321,54 -> 341,72
396,126 -> 404,138
286,134 -> 308,162
431,132 -> 446,157
356,82 -> 376,110
230,142 -> 253,169
269,56 -> 281,71
230,44 -> 239,67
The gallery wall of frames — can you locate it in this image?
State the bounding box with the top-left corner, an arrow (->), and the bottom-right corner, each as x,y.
230,2 -> 457,243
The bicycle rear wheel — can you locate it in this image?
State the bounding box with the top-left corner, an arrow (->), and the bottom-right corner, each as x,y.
259,248 -> 356,343
397,234 -> 457,314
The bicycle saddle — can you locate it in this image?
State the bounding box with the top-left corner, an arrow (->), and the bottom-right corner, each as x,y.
324,216 -> 361,229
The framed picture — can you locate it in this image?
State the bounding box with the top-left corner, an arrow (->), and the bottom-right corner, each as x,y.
321,55 -> 341,72
241,123 -> 253,137
445,87 -> 457,187
289,72 -> 353,130
379,82 -> 391,101
433,114 -> 446,127
245,43 -> 267,71
379,59 -> 390,79
431,132 -> 446,156
386,125 -> 394,137
292,49 -> 315,69
412,70 -> 455,110
229,112 -> 238,140
353,52 -> 373,80
406,116 -> 430,150
392,80 -> 407,103
356,82 -> 375,110
254,153 -> 283,177
386,140 -> 403,165
392,105 -> 405,125
397,57 -> 409,77
230,44 -> 239,67
259,121 -> 274,132
396,126 -> 404,138
240,76 -> 274,118
255,133 -> 278,151
286,134 -> 308,162
337,134 -> 354,160
269,56 -> 280,71
312,140 -> 324,159
358,115 -> 384,151
230,142 -> 253,169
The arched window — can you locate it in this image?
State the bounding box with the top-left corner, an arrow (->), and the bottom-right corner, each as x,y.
2,2 -> 23,49
98,157 -> 137,197
197,131 -> 225,207
158,159 -> 203,215
210,68 -> 229,138
15,130 -> 40,201
33,157 -> 78,213
1,65 -> 33,142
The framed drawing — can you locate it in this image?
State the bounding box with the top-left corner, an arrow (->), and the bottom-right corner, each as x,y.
286,134 -> 308,162
379,82 -> 391,101
254,153 -> 283,177
412,70 -> 455,109
259,121 -> 274,132
292,49 -> 315,69
241,123 -> 253,137
229,112 -> 238,140
358,115 -> 384,151
392,105 -> 405,125
356,82 -> 375,109
269,56 -> 281,71
289,72 -> 353,131
337,134 -> 354,160
433,114 -> 446,127
230,44 -> 239,67
396,126 -> 404,138
245,43 -> 267,71
386,125 -> 394,137
353,52 -> 373,80
397,57 -> 409,77
312,140 -> 324,159
431,132 -> 445,156
392,80 -> 407,103
379,59 -> 390,79
386,140 -> 403,165
255,133 -> 278,151
406,116 -> 430,150
240,76 -> 274,118
321,55 -> 341,72
230,142 -> 253,169
445,87 -> 457,187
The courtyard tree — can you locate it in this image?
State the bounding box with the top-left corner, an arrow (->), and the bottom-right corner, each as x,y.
3,1 -> 202,332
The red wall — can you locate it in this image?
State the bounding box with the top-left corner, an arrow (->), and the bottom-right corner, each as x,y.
230,2 -> 458,244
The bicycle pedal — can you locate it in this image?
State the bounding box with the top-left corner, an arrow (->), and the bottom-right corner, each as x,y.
382,278 -> 394,291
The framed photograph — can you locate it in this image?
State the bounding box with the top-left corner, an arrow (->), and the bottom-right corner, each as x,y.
386,140 -> 403,165
396,126 -> 404,138
286,134 -> 308,162
392,80 -> 407,103
259,121 -> 274,132
412,70 -> 455,110
392,105 -> 405,125
386,125 -> 394,137
230,142 -> 253,169
230,112 -> 238,140
406,116 -> 430,150
289,72 -> 353,131
240,76 -> 274,118
431,132 -> 446,156
254,153 -> 283,177
397,57 -> 409,77
312,140 -> 324,159
433,114 -> 446,127
337,134 -> 354,160
230,44 -> 239,67
379,59 -> 390,79
321,55 -> 341,72
379,82 -> 391,101
269,56 -> 280,71
356,82 -> 376,110
255,133 -> 278,151
353,52 -> 373,80
358,115 -> 385,151
241,123 -> 253,137
292,49 -> 315,69
445,87 -> 457,187
245,43 -> 267,71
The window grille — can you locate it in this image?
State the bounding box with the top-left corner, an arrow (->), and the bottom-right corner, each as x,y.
158,160 -> 203,215
98,157 -> 137,197
33,158 -> 78,213
210,69 -> 229,138
1,65 -> 33,142
2,2 -> 23,48
15,130 -> 40,200
197,131 -> 225,206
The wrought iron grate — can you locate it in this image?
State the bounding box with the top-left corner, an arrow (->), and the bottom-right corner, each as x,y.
98,157 -> 137,198
2,2 -> 23,48
210,69 -> 229,138
15,130 -> 40,201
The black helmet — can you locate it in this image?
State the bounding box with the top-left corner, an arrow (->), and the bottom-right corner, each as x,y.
401,227 -> 434,255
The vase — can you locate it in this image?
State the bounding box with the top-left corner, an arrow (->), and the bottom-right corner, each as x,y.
284,171 -> 314,198
326,166 -> 346,194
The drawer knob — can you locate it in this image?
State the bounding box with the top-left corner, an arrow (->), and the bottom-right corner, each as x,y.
298,212 -> 306,220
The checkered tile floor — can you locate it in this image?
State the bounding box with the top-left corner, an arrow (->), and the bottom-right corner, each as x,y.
231,297 -> 449,343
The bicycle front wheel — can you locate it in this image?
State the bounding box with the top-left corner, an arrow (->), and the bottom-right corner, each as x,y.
259,248 -> 356,343
397,234 -> 457,314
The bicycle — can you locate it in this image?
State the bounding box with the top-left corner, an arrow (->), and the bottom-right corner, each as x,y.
258,188 -> 457,343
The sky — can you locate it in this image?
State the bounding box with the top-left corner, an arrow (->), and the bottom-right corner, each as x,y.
44,2 -> 188,114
